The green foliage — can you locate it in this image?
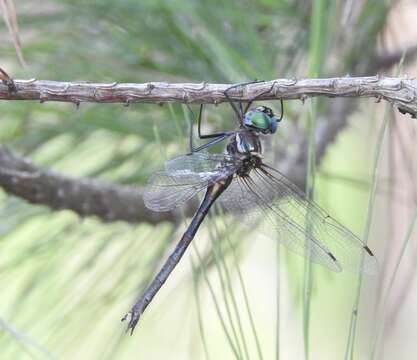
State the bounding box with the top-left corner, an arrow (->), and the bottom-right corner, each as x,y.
0,1 -> 394,359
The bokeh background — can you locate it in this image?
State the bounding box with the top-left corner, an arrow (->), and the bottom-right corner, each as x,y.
1,1 -> 417,359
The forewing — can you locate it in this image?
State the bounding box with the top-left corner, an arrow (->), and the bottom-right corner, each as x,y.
165,152 -> 239,179
144,152 -> 239,212
143,171 -> 207,212
220,164 -> 377,274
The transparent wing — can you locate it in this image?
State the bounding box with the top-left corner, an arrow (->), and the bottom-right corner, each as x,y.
220,164 -> 377,274
144,152 -> 239,212
165,152 -> 238,177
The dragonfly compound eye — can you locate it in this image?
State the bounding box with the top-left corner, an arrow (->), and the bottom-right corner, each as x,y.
244,111 -> 269,130
244,110 -> 277,134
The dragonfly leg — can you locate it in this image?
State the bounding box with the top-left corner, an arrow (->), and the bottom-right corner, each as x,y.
224,85 -> 244,122
277,98 -> 284,122
190,133 -> 233,153
187,103 -> 232,153
242,80 -> 279,114
122,177 -> 232,334
225,80 -> 267,119
197,104 -> 228,139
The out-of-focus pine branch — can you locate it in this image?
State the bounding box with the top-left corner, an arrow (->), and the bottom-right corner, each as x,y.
0,145 -> 193,224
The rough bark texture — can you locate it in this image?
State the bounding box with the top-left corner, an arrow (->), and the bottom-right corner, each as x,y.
1,76 -> 416,117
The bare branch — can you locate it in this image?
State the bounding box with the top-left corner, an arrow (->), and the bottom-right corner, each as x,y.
1,76 -> 417,117
0,146 -> 193,224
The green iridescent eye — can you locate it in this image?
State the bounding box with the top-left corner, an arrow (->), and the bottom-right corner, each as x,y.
248,112 -> 269,129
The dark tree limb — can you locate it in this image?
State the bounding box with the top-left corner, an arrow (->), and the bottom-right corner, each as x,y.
0,76 -> 417,117
0,146 -> 192,224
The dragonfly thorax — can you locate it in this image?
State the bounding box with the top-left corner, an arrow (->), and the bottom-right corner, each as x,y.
227,130 -> 262,156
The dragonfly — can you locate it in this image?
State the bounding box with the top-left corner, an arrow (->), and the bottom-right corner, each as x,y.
122,82 -> 378,334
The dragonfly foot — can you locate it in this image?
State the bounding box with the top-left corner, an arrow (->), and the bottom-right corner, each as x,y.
121,309 -> 141,335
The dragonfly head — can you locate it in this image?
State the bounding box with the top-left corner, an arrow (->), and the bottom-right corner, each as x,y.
243,106 -> 281,134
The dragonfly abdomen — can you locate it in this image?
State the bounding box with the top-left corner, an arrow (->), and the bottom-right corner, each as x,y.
123,175 -> 233,333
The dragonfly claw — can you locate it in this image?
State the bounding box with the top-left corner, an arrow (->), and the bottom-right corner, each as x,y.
121,309 -> 141,335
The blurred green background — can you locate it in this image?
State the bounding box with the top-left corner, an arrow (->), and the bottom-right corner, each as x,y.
1,1 -> 417,359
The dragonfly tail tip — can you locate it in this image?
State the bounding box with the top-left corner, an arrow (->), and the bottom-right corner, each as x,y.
363,245 -> 374,256
121,311 -> 140,335
327,251 -> 337,262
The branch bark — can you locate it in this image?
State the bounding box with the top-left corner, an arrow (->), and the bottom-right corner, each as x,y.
1,76 -> 417,117
0,146 -> 193,224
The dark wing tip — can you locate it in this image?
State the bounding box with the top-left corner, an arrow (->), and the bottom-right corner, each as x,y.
327,251 -> 337,262
326,251 -> 343,272
364,245 -> 374,257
